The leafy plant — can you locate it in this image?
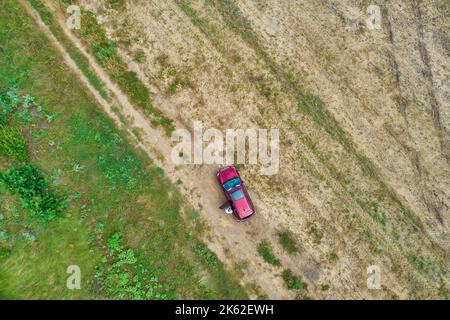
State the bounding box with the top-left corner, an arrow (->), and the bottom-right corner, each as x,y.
92,41 -> 117,63
3,86 -> 20,114
282,269 -> 307,291
95,232 -> 173,300
0,165 -> 66,221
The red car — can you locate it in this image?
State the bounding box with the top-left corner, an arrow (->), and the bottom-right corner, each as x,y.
217,166 -> 256,221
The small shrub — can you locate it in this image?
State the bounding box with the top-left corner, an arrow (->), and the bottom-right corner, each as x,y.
257,240 -> 280,267
232,55 -> 241,64
282,269 -> 307,291
0,165 -> 66,222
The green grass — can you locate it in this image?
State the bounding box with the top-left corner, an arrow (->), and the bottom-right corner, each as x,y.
0,124 -> 28,162
193,242 -> 248,299
0,0 -> 245,299
409,254 -> 431,275
277,230 -> 298,254
176,0 -> 222,48
257,240 -> 280,267
356,199 -> 386,227
28,0 -> 109,100
28,0 -> 52,25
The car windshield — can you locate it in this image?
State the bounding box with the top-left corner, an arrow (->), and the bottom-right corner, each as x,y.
223,178 -> 241,191
231,189 -> 245,201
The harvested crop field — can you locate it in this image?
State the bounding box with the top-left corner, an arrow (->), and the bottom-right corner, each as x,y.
1,0 -> 449,300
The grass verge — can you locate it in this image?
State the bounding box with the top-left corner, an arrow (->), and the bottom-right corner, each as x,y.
0,0 -> 246,299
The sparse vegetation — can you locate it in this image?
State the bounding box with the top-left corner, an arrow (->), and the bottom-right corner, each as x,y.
409,254 -> 431,275
281,269 -> 307,291
306,222 -> 323,245
277,230 -> 298,254
176,2 -> 437,293
76,8 -> 174,135
105,0 -> 126,10
257,240 -> 280,267
438,285 -> 449,300
193,241 -> 248,299
28,0 -> 109,99
320,284 -> 330,291
356,199 -> 386,227
30,0 -> 174,135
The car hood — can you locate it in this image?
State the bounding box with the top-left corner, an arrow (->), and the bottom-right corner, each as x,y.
218,166 -> 238,184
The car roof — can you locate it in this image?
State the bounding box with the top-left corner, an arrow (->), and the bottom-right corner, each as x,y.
218,166 -> 255,219
230,187 -> 254,218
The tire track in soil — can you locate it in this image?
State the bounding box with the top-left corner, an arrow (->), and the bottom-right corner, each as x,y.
384,1 -> 448,226
411,0 -> 449,162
